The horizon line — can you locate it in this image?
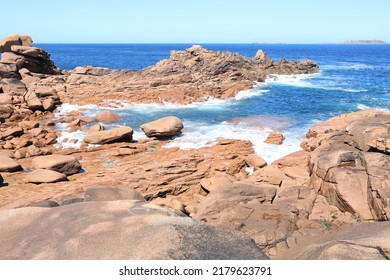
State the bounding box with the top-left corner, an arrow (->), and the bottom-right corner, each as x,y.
33,42 -> 389,45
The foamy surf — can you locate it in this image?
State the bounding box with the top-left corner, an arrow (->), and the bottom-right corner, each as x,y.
234,89 -> 270,100
357,104 -> 390,111
163,120 -> 305,164
266,72 -> 367,93
266,73 -> 320,87
322,63 -> 375,71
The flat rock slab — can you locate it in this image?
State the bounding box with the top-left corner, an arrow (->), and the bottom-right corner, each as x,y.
0,156 -> 23,172
24,169 -> 68,184
84,187 -> 145,202
84,126 -> 133,144
31,154 -> 81,175
278,221 -> 390,260
0,200 -> 268,260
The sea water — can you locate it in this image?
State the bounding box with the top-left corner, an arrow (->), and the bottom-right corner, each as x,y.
38,43 -> 390,163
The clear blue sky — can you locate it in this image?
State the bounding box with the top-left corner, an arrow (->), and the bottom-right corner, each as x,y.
1,0 -> 389,43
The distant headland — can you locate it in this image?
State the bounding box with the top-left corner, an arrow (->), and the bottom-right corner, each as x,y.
344,39 -> 388,44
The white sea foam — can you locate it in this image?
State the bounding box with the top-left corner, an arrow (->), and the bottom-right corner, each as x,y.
321,87 -> 368,93
322,63 -> 375,71
265,73 -> 320,87
163,120 -> 304,164
266,72 -> 367,93
357,104 -> 390,111
234,89 -> 270,100
55,122 -> 88,149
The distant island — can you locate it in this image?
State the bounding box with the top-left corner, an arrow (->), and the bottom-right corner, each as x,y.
344,40 -> 388,44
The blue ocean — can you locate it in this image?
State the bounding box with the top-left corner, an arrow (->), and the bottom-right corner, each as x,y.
37,44 -> 390,162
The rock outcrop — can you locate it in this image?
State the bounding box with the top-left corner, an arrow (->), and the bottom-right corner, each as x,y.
302,110 -> 390,221
62,45 -> 319,105
0,200 -> 268,260
140,116 -> 183,138
1,34 -> 60,75
0,34 -> 33,53
0,35 -> 63,165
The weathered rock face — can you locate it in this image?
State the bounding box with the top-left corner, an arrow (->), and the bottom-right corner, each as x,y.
279,221 -> 390,260
193,180 -> 299,254
140,116 -> 183,138
0,200 -> 268,260
0,34 -> 32,53
31,155 -> 81,175
4,46 -> 60,75
305,110 -> 390,222
83,126 -> 133,144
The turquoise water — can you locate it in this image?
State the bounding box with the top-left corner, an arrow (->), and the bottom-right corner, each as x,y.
41,44 -> 390,162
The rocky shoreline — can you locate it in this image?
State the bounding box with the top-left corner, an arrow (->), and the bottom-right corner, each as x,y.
1,34 -> 390,260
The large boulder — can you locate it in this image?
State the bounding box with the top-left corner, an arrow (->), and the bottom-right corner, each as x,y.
24,169 -> 68,184
95,110 -> 121,122
31,155 -> 81,175
0,34 -> 32,53
0,200 -> 268,260
140,116 -> 183,138
0,156 -> 23,172
0,174 -> 3,186
83,126 -> 133,144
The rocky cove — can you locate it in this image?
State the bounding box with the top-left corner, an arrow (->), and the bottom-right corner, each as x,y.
1,34 -> 390,260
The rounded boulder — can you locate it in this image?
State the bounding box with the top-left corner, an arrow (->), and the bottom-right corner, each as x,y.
140,116 -> 183,138
95,110 -> 121,123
